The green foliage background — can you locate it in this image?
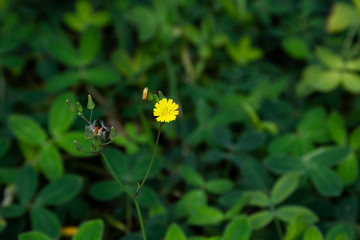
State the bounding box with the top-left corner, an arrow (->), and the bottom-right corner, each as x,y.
1,0 -> 360,239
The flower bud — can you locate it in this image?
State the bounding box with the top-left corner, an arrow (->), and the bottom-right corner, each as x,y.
142,87 -> 148,101
147,91 -> 154,101
76,102 -> 83,112
87,94 -> 95,110
66,100 -> 75,112
74,140 -> 84,153
84,127 -> 93,140
109,126 -> 118,140
154,94 -> 159,103
77,112 -> 84,118
158,90 -> 166,100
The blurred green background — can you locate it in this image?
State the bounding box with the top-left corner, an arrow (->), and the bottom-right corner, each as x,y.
2,0 -> 360,239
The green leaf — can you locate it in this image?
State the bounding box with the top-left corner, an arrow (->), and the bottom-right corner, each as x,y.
303,146 -> 349,167
201,149 -> 225,163
176,190 -> 207,219
315,46 -> 344,69
46,36 -> 81,66
265,155 -> 305,174
226,35 -> 263,65
326,3 -> 358,33
126,7 -> 157,42
39,144 -> 64,181
35,175 -> 82,206
311,69 -> 342,92
271,172 -> 301,205
182,24 -> 201,44
235,131 -> 265,151
0,216 -> 5,233
223,216 -> 251,240
297,66 -> 340,96
309,166 -> 344,197
325,223 -> 354,240
248,210 -> 273,230
17,165 -> 38,204
137,186 -> 160,209
345,58 -> 360,71
247,191 -> 270,207
30,207 -> 61,239
83,66 -> 120,86
64,12 -> 85,32
297,107 -> 328,142
239,101 -> 260,127
241,159 -> 271,190
205,179 -> 234,194
213,127 -> 232,149
225,194 -> 248,219
19,231 -> 53,240
90,180 -> 123,201
0,167 -> 18,183
76,0 -> 92,19
102,148 -> 129,182
79,27 -> 100,65
49,92 -> 76,136
0,138 -> 10,158
337,152 -> 358,186
196,99 -> 211,125
349,126 -> 360,150
8,114 -> 47,146
92,11 -> 110,27
164,224 -> 187,240
268,134 -> 297,154
284,214 -> 310,240
46,71 -> 79,92
281,38 -> 310,59
180,165 -> 204,187
276,205 -> 319,224
342,72 -> 360,93
0,204 -> 26,218
327,111 -> 347,145
56,131 -> 93,157
303,226 -> 324,240
188,205 -> 224,226
73,219 -> 104,240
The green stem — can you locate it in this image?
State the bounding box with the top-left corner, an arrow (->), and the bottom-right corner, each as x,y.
90,109 -> 93,122
269,201 -> 283,239
135,123 -> 163,198
164,51 -> 178,102
101,153 -> 147,240
126,196 -> 132,233
342,22 -> 359,61
274,217 -> 284,240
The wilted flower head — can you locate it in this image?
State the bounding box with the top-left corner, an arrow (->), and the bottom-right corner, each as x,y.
86,120 -> 110,139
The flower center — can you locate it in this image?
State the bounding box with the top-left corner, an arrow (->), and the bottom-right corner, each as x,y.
162,107 -> 170,116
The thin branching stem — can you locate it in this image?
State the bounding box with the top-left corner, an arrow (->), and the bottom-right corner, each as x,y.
134,123 -> 163,198
269,201 -> 284,239
101,153 -> 147,240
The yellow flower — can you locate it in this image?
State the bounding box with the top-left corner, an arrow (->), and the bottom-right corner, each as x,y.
153,98 -> 179,123
61,226 -> 78,237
